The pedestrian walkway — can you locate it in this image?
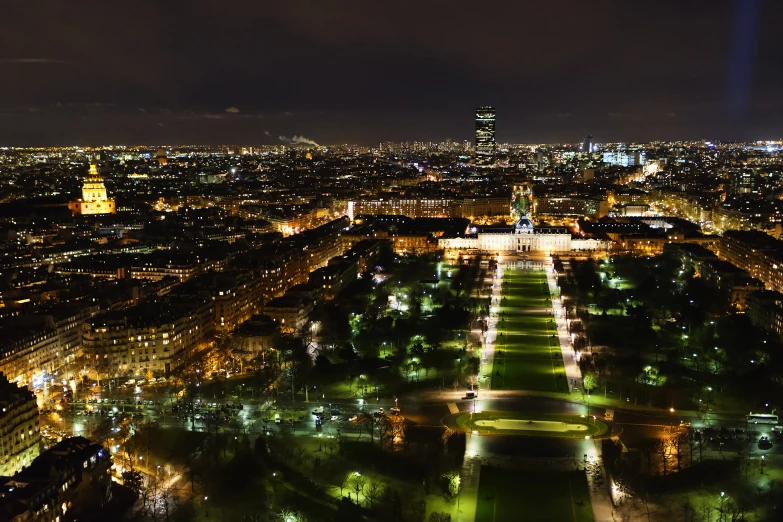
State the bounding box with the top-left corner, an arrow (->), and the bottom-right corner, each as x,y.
586,440 -> 614,522
481,263 -> 504,390
457,439 -> 483,522
545,263 -> 582,392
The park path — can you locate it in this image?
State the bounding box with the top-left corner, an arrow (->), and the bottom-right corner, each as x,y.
586,438 -> 614,522
456,447 -> 481,522
543,261 -> 613,522
481,263 -> 505,390
545,263 -> 582,392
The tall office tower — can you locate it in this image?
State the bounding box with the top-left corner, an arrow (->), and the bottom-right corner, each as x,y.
475,106 -> 496,167
583,135 -> 594,153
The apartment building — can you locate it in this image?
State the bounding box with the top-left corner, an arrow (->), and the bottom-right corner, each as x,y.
747,291 -> 783,342
82,296 -> 214,379
0,373 -> 40,477
718,231 -> 783,294
0,436 -> 111,521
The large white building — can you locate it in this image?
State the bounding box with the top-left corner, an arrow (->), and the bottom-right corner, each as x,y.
439,217 -> 609,254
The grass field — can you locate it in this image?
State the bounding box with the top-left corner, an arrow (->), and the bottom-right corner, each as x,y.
492,269 -> 568,392
455,411 -> 608,438
476,466 -> 594,522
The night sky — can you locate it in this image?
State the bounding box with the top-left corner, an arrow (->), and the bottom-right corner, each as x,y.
1,0 -> 781,146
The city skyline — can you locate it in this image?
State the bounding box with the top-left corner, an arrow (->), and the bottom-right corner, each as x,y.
2,1 -> 783,145
1,126 -> 782,521
2,2 -> 783,521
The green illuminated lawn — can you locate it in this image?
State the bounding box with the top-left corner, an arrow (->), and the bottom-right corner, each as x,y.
476,467 -> 594,522
492,270 -> 568,392
455,411 -> 608,438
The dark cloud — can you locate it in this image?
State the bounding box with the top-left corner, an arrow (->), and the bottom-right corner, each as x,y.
0,0 -> 781,144
0,58 -> 66,64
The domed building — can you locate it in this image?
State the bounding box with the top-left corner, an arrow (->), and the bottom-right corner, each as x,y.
155,147 -> 167,165
68,164 -> 116,215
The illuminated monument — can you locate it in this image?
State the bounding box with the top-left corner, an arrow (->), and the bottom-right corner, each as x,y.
68,164 -> 116,215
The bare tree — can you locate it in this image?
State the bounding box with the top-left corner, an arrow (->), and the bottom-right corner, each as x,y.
337,474 -> 351,498
389,415 -> 407,449
671,432 -> 686,471
279,509 -> 305,522
735,450 -> 751,482
139,472 -> 162,521
357,413 -> 374,442
639,439 -> 655,474
295,446 -> 309,467
653,438 -> 670,475
376,415 -> 394,448
683,429 -> 700,466
119,418 -> 152,472
159,481 -> 178,521
723,498 -> 748,522
350,475 -> 366,506
324,438 -> 338,457
364,480 -> 385,508
699,503 -> 713,522
406,499 -> 427,522
682,501 -> 696,522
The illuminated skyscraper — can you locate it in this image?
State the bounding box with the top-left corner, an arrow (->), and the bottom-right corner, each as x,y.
475,106 -> 496,167
583,135 -> 594,153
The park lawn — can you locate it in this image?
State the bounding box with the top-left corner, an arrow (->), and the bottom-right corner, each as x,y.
499,315 -> 553,336
476,466 -> 594,522
492,269 -> 567,393
456,411 -> 608,438
500,334 -> 553,356
494,359 -> 558,392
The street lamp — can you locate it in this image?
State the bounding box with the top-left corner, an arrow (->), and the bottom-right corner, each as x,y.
204,496 -> 209,517
456,476 -> 461,512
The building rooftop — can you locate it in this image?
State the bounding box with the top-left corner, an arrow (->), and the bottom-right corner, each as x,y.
0,373 -> 36,420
